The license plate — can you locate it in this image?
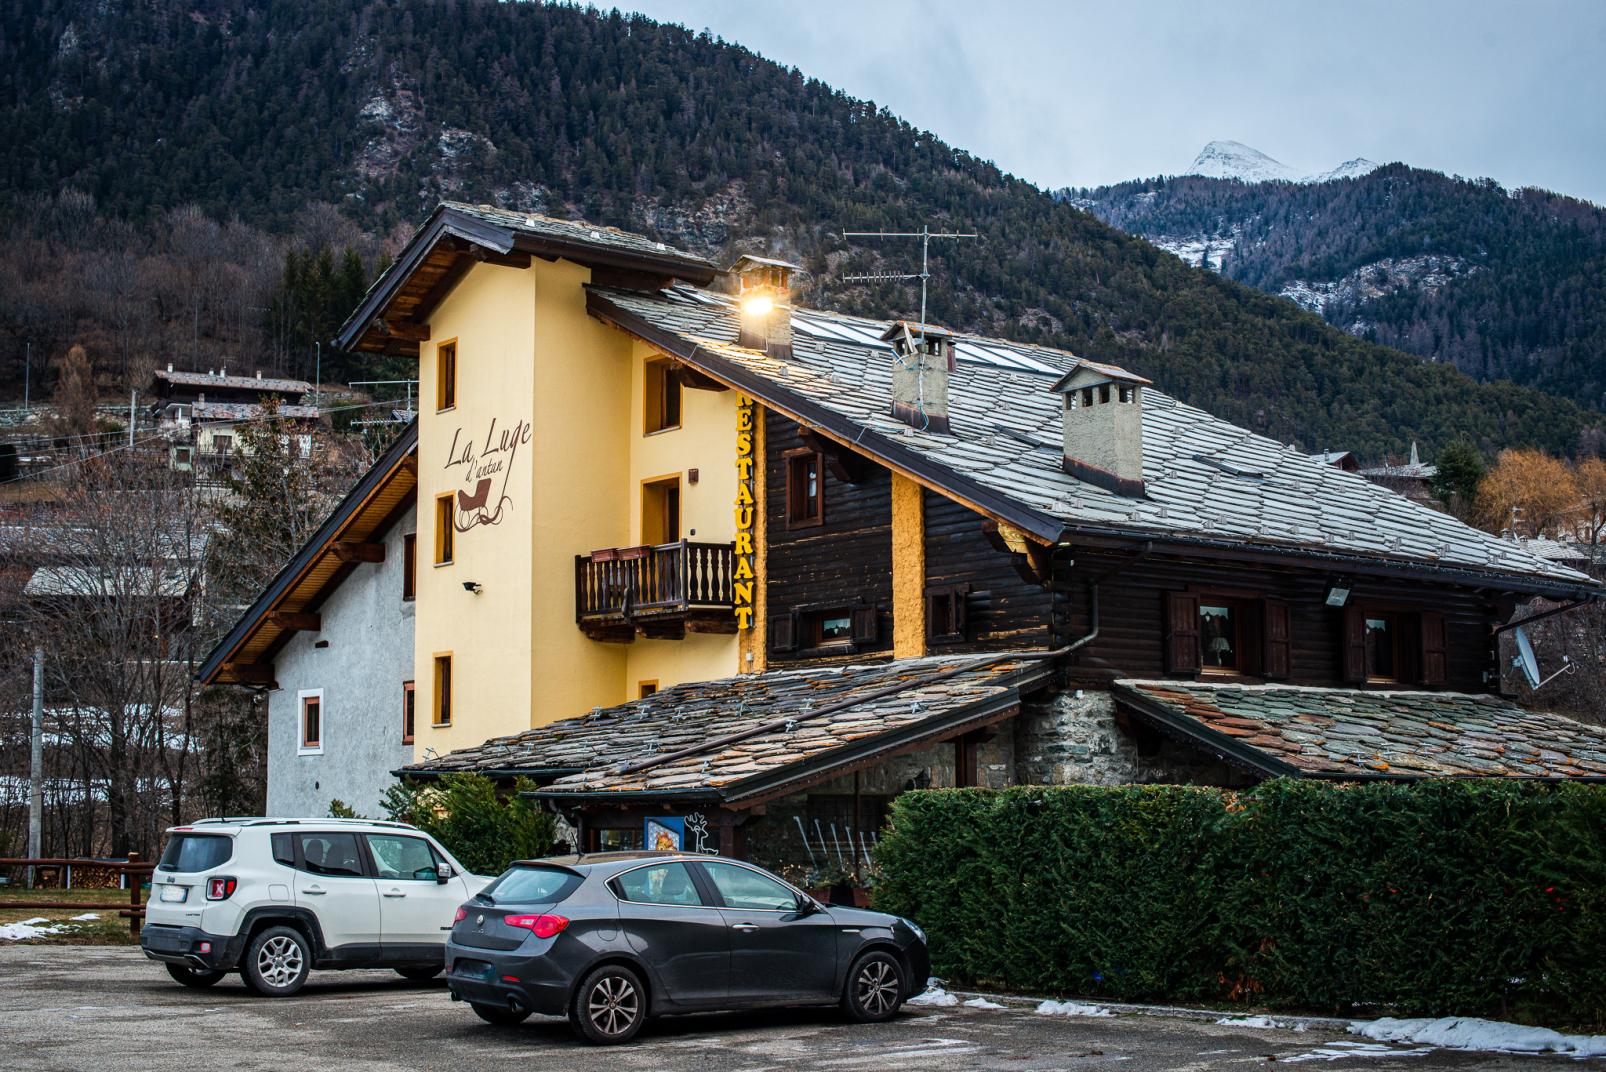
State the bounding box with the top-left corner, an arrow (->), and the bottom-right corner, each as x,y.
160,885 -> 187,903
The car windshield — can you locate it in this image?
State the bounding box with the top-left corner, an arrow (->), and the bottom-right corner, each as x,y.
158,833 -> 233,873
482,865 -> 584,905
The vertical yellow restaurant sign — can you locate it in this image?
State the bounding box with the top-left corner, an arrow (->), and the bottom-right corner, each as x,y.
733,394 -> 756,629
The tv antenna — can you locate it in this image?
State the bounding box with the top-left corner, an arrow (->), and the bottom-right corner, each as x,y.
841,224 -> 978,343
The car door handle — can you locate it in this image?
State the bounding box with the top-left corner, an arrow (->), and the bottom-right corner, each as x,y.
304,887 -> 326,895
383,891 -> 406,898
731,923 -> 758,932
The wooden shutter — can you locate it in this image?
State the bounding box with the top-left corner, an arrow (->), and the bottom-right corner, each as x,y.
1342,604 -> 1367,682
1419,611 -> 1447,686
768,613 -> 797,653
952,585 -> 970,639
1262,600 -> 1292,680
1164,592 -> 1201,674
851,606 -> 879,645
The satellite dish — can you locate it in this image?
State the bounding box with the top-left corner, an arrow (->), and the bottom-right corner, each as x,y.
1513,626 -> 1542,690
1512,624 -> 1573,691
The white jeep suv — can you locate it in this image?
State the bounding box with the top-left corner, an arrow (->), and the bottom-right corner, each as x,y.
141,818 -> 487,996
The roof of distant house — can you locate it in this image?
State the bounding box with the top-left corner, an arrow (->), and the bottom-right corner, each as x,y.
402,654 -> 1054,805
1114,679 -> 1606,780
152,369 -> 313,395
587,285 -> 1596,597
189,401 -> 323,422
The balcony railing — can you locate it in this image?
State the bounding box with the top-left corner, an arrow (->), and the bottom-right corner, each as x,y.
575,540 -> 737,640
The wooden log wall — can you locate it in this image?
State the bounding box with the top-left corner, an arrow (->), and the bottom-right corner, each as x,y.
922,490 -> 1053,652
1056,549 -> 1500,691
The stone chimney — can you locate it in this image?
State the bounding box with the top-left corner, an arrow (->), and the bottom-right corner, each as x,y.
881,321 -> 955,434
1049,360 -> 1152,496
730,255 -> 801,360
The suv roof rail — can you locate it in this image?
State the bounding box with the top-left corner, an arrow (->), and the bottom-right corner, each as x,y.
184,817 -> 418,830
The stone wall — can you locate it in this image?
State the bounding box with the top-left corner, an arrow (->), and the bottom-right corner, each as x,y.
1013,687 -> 1247,787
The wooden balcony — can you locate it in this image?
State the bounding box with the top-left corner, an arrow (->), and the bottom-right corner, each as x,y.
575,540 -> 738,641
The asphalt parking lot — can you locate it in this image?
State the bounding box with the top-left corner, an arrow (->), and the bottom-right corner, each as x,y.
0,947 -> 1589,1071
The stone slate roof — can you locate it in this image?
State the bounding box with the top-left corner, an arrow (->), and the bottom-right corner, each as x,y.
588,285 -> 1596,596
438,203 -> 719,270
191,401 -> 322,421
152,369 -> 312,396
404,654 -> 1053,804
1114,679 -> 1606,780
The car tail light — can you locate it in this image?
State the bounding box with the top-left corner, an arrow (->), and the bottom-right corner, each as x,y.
503,913 -> 569,939
198,941 -> 212,954
206,877 -> 237,900
454,907 -> 468,923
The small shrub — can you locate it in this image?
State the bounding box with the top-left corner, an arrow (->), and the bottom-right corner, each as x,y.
381,774 -> 555,876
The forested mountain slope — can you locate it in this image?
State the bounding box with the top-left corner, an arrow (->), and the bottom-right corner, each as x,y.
1,0 -> 1598,460
1070,164 -> 1606,411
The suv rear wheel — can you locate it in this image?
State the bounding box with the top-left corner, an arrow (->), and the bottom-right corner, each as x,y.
842,951 -> 905,1023
569,964 -> 646,1045
165,963 -> 225,989
241,925 -> 311,997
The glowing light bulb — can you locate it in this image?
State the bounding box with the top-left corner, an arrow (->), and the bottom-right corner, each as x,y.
741,292 -> 774,317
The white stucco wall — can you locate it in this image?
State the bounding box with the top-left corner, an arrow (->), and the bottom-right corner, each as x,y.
266,515 -> 417,818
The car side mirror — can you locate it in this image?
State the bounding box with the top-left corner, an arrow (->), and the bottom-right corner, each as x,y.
436,862 -> 453,884
795,893 -> 821,916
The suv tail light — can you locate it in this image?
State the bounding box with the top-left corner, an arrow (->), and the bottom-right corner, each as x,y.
206,876 -> 237,900
454,907 -> 468,923
503,913 -> 569,939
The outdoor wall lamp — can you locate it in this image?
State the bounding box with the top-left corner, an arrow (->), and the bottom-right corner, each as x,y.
1324,579 -> 1352,607
462,581 -> 484,594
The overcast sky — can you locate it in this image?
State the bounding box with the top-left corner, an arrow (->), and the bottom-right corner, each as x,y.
613,0 -> 1606,204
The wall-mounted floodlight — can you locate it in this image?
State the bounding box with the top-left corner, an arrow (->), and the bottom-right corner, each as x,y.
1324,580 -> 1352,608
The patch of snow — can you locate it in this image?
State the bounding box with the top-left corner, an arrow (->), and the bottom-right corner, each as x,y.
1284,1040 -> 1433,1063
1149,231 -> 1239,271
963,997 -> 1006,1010
69,913 -> 100,922
1216,1015 -> 1305,1031
1305,158 -> 1381,183
1277,255 -> 1473,316
1,918 -> 72,940
1035,999 -> 1114,1018
1351,1016 -> 1606,1058
907,980 -> 960,1007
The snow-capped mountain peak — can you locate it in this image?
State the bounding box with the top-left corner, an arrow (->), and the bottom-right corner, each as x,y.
1185,141 -> 1380,184
1187,140 -> 1301,183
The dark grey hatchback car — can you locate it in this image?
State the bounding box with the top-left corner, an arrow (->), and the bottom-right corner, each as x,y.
444,851 -> 929,1044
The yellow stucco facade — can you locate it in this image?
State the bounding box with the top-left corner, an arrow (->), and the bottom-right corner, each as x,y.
410,259 -> 745,760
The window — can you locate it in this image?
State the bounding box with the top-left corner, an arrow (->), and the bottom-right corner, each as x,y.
402,533 -> 417,600
158,834 -> 233,873
436,340 -> 457,411
298,690 -> 323,754
1199,602 -> 1243,671
638,680 -> 658,699
812,609 -> 854,648
772,607 -> 878,654
402,681 -> 416,744
596,827 -> 644,852
366,835 -> 440,882
643,359 -> 682,434
926,583 -> 970,643
434,495 -> 454,565
702,862 -> 797,911
433,655 -> 452,726
271,833 -> 295,868
641,475 -> 681,544
785,449 -> 823,527
614,862 -> 703,906
1365,612 -> 1401,682
213,434 -> 234,454
294,832 -> 365,878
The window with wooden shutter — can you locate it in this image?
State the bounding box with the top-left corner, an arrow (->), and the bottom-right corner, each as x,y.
1342,604 -> 1367,683
1419,611 -> 1447,686
1164,592 -> 1201,674
851,606 -> 879,646
1262,600 -> 1292,679
925,583 -> 970,643
768,613 -> 797,653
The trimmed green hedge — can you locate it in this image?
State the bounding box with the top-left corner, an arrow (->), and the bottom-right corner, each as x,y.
872,781 -> 1606,1026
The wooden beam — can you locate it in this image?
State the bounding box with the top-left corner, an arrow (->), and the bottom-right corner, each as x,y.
331,541 -> 385,564
798,428 -> 874,484
399,454 -> 418,477
228,663 -> 276,686
373,319 -> 430,342
269,611 -> 322,632
673,365 -> 729,392
408,254 -> 475,325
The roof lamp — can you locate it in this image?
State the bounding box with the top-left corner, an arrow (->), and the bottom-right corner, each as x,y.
1324,580 -> 1351,608
740,292 -> 775,318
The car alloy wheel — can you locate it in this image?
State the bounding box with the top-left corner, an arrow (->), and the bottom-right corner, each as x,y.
843,951 -> 905,1023
257,935 -> 304,989
570,964 -> 647,1044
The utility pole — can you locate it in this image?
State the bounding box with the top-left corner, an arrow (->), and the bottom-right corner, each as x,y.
128,389 -> 138,448
28,647 -> 44,889
315,342 -> 322,406
22,340 -> 29,414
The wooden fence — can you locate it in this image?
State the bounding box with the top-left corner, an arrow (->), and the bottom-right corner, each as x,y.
0,853 -> 153,935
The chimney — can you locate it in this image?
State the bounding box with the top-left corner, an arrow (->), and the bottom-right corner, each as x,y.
730,255 -> 801,360
256,370 -> 263,380
166,362 -> 173,373
881,321 -> 954,434
1050,360 -> 1151,496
